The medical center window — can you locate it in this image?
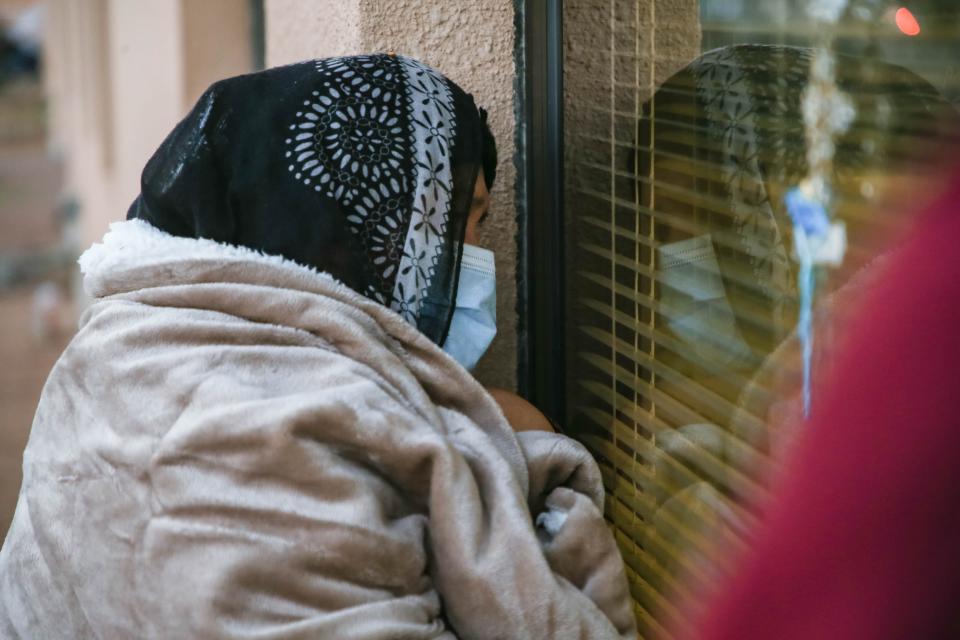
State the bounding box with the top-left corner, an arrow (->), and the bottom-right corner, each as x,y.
522,1 -> 960,635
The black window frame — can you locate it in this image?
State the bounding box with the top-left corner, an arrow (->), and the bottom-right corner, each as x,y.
517,0 -> 566,425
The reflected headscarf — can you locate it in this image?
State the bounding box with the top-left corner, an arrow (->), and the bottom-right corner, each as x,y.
645,44 -> 960,351
127,54 -> 485,345
643,44 -> 960,462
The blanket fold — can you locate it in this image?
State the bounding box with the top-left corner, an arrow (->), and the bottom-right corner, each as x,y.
0,220 -> 636,639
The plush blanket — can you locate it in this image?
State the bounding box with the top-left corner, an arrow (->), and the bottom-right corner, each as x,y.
0,220 -> 636,639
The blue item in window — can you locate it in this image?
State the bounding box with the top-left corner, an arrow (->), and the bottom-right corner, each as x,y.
784,187 -> 827,419
784,187 -> 830,238
796,244 -> 815,418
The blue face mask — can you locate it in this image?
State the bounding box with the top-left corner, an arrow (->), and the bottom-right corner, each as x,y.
442,243 -> 497,371
658,234 -> 755,370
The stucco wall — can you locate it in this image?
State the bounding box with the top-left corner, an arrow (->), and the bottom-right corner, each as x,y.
182,0 -> 254,109
265,0 -> 362,64
265,0 -> 520,390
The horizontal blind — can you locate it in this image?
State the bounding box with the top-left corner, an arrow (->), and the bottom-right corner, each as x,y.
561,1 -> 960,636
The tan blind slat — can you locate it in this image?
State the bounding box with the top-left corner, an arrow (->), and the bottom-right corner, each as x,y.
577,216 -> 794,318
578,382 -> 768,508
592,421 -> 757,544
577,271 -> 786,360
574,293 -> 781,399
579,324 -> 767,435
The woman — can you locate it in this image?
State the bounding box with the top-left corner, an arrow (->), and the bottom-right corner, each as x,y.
0,55 -> 636,639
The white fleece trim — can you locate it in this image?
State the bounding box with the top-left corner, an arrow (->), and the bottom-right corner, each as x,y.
77,218 -> 471,373
79,219 -> 345,288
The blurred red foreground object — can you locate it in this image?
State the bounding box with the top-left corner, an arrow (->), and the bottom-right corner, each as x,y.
684,169 -> 960,640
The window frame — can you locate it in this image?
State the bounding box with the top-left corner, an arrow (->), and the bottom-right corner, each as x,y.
518,0 -> 567,425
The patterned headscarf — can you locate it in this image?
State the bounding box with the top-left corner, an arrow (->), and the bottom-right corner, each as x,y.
127,54 -> 485,345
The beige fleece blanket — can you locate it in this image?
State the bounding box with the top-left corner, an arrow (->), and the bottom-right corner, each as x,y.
0,220 -> 635,639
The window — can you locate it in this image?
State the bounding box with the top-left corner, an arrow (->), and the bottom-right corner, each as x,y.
523,1 -> 960,635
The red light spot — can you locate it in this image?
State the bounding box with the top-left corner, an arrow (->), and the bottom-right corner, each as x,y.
895,7 -> 921,36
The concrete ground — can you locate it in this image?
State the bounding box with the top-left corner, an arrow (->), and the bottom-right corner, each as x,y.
0,78 -> 71,539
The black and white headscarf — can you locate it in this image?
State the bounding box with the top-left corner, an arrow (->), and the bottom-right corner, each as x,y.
127,54 -> 484,345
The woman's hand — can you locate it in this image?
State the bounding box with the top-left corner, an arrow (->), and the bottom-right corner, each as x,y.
486,387 -> 554,433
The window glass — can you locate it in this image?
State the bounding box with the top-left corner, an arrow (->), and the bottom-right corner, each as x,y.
561,1 -> 960,634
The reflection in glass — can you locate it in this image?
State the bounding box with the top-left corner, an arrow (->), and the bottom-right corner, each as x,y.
561,1 -> 960,634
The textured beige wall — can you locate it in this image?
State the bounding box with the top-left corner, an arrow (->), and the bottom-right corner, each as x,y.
265,0 -> 362,64
182,0 -> 254,108
265,0 -> 519,390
